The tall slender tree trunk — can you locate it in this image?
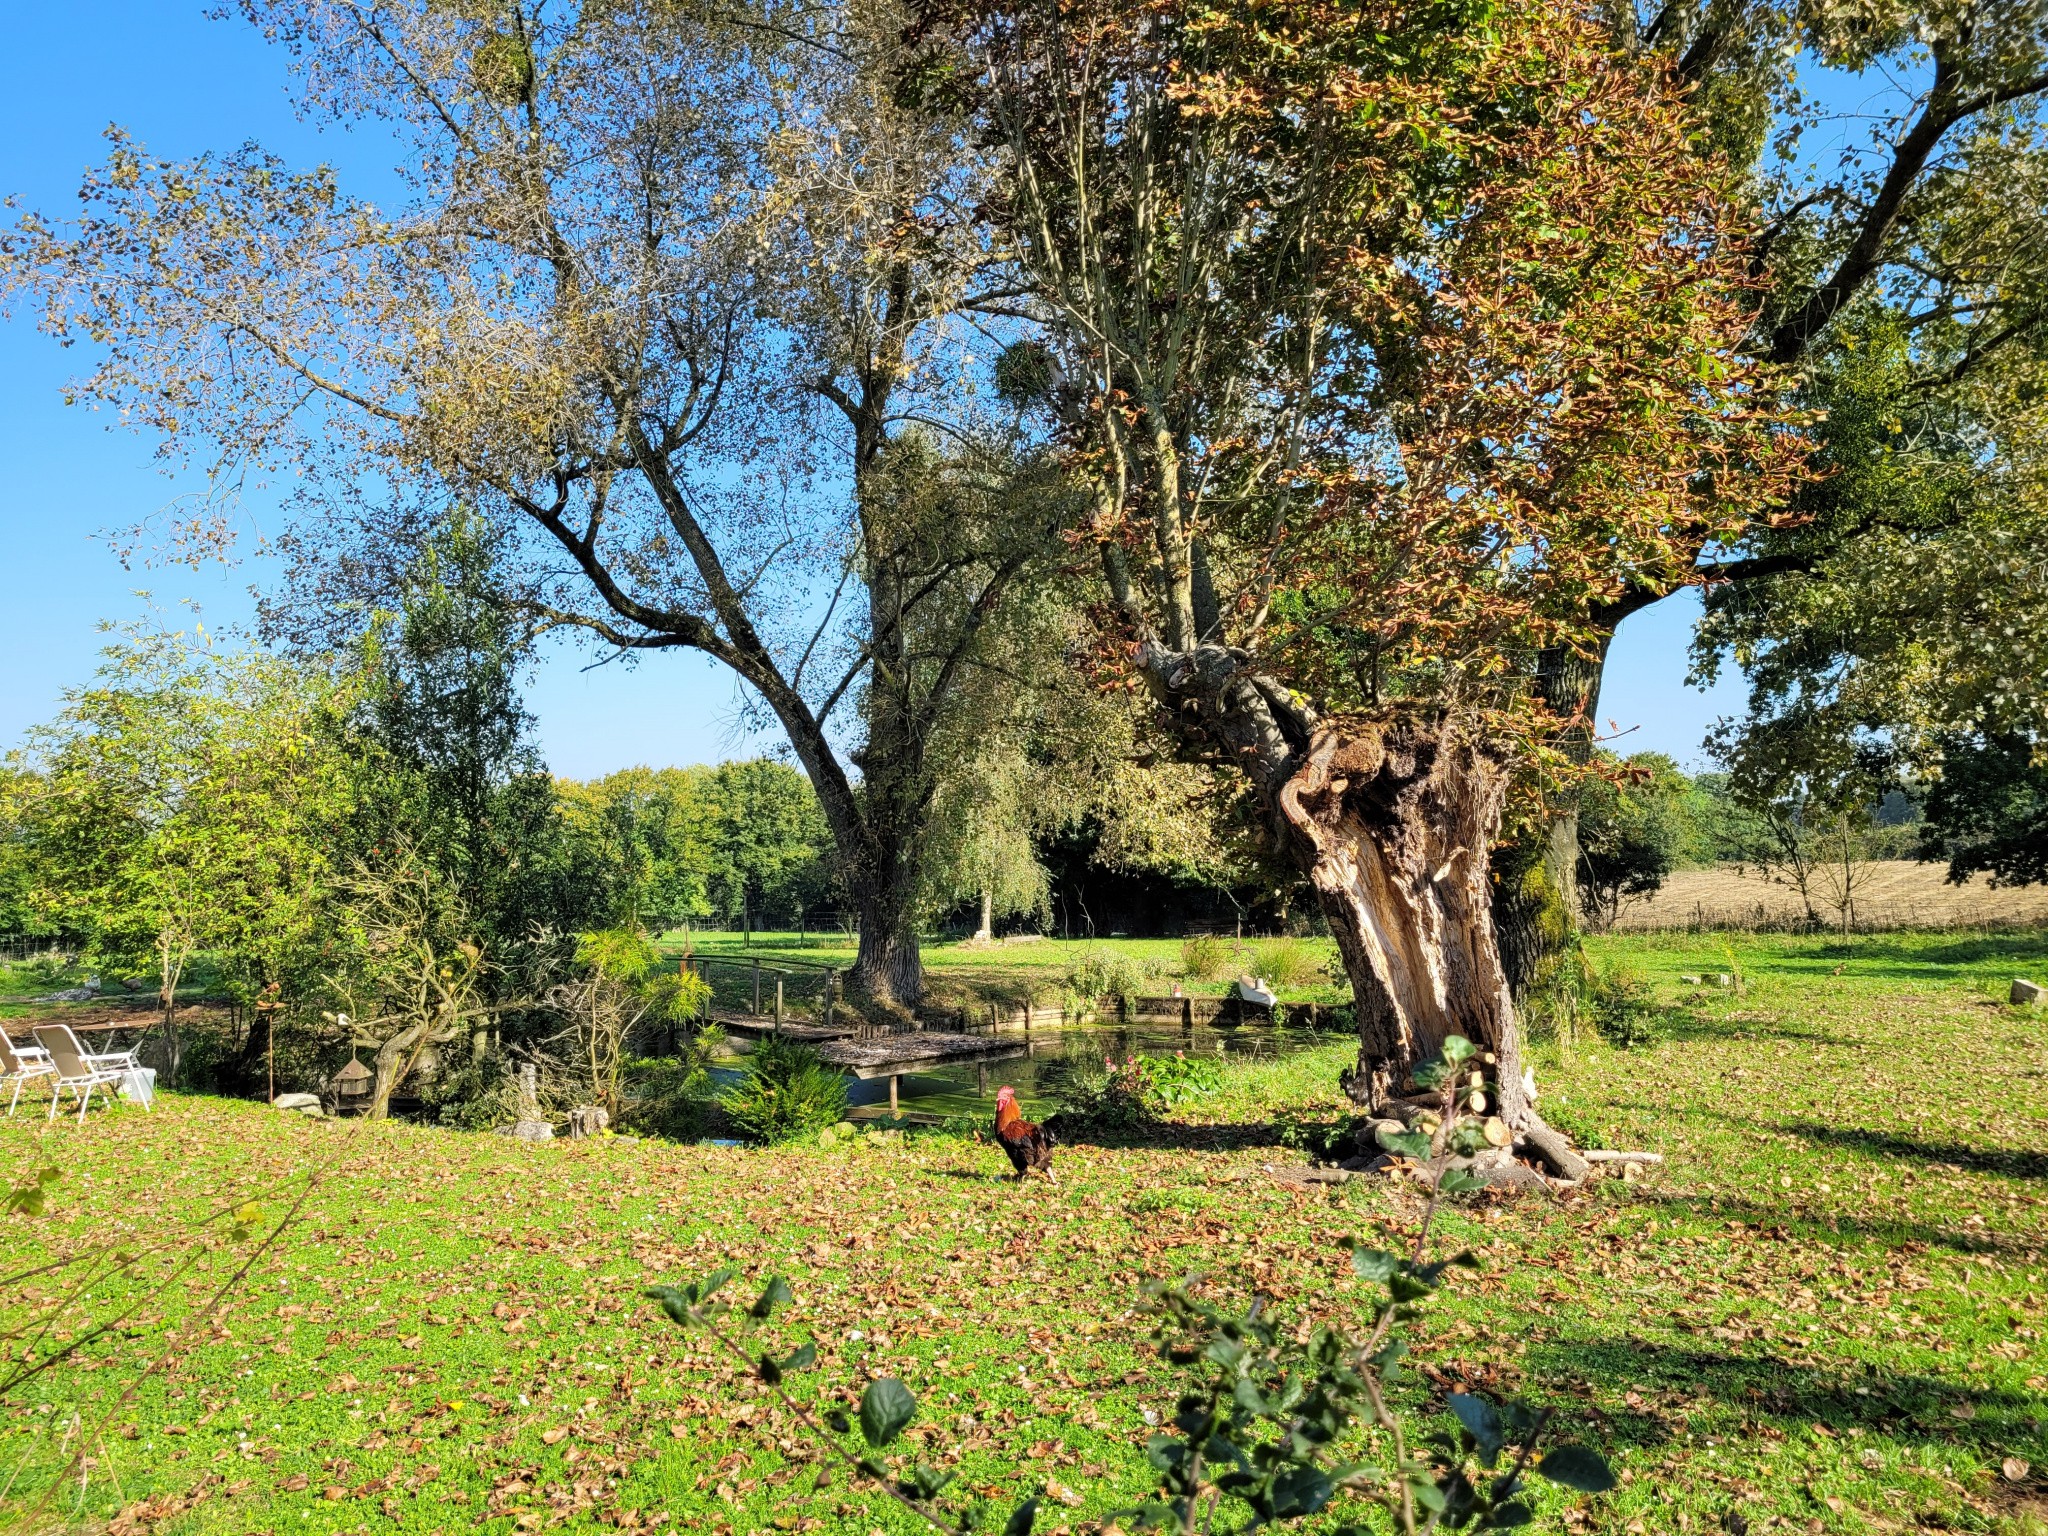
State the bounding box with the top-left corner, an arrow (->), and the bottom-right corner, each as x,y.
156,924 -> 191,1089
975,889 -> 993,942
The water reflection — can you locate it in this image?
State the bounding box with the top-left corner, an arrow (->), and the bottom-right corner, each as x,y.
836,1021 -> 1342,1120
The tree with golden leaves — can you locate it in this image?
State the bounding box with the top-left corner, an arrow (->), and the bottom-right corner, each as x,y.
913,0 -> 1804,1156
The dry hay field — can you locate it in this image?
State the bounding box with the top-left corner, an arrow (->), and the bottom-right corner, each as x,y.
1612,858 -> 2048,931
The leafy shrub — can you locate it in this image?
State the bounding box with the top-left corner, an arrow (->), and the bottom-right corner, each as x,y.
722,1037 -> 848,1144
1063,946 -> 1152,1005
1180,934 -> 1229,980
1587,965 -> 1661,1048
1252,937 -> 1325,989
1273,1107 -> 1378,1163
10,950 -> 79,989
1147,1049 -> 1222,1107
621,1033 -> 723,1141
426,1043 -> 521,1131
1057,1053 -> 1155,1129
1060,1050 -> 1220,1126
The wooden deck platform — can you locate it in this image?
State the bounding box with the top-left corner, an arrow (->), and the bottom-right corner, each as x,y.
713,1012 -> 848,1044
812,1032 -> 1026,1080
711,1010 -> 1027,1114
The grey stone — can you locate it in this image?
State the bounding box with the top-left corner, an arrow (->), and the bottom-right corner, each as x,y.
1678,974 -> 1703,986
566,1105 -> 610,1139
2012,978 -> 2044,1005
1715,973 -> 1735,987
495,1119 -> 555,1142
271,1092 -> 322,1113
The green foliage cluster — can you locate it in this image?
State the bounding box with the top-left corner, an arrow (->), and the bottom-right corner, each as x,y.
1059,1049 -> 1221,1129
620,1040 -> 724,1142
1251,937 -> 1325,989
426,1041 -> 522,1132
721,1037 -> 848,1145
1058,1053 -> 1158,1130
1577,753 -> 1694,930
1919,734 -> 2048,887
1063,946 -> 1162,1005
0,518 -> 835,1113
1584,964 -> 1662,1049
1147,1049 -> 1224,1107
1180,934 -> 1229,980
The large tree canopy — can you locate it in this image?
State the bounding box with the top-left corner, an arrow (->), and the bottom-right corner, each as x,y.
917,0 -> 1802,1132
1480,0 -> 2048,981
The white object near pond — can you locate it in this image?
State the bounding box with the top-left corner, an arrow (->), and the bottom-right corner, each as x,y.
1232,979 -> 1277,1007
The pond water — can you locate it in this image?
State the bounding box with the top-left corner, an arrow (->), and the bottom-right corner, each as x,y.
808,1021 -> 1345,1120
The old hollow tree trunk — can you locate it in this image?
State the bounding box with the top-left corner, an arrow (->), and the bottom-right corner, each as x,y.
1145,645 -> 1586,1175
1275,721 -> 1532,1125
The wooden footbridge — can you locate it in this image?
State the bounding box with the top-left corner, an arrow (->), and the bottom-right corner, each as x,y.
713,1009 -> 1027,1114
675,944 -> 1331,1115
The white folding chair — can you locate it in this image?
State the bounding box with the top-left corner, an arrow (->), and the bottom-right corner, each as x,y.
0,1035 -> 55,1116
31,1025 -> 129,1123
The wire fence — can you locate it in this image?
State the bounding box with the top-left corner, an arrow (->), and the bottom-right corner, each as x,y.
0,935 -> 80,965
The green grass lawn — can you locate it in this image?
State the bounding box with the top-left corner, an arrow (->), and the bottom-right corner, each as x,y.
673,930 -> 1352,1007
3,930 -> 2046,1535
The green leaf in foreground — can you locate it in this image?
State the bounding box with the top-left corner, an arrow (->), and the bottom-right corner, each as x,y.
751,1275 -> 795,1319
1350,1246 -> 1400,1282
1447,1392 -> 1504,1461
5,1167 -> 61,1217
859,1377 -> 916,1447
1003,1493 -> 1040,1536
1538,1444 -> 1617,1492
1376,1127 -> 1433,1160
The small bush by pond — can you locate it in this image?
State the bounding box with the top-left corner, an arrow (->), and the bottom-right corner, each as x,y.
722,1037 -> 849,1144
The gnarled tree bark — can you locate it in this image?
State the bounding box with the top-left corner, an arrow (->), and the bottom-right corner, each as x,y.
1276,722 -> 1531,1126
1138,643 -> 1569,1155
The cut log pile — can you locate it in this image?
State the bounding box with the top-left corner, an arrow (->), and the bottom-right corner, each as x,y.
1276,1093 -> 1662,1194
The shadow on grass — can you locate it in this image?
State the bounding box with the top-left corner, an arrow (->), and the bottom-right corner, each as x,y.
1058,1119 -> 1301,1155
1743,930 -> 2048,981
1654,1011 -> 1857,1047
1631,1187 -> 2013,1257
1778,1119 -> 2048,1181
1522,1332 -> 2044,1456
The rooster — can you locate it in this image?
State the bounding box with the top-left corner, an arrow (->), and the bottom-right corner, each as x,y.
993,1086 -> 1056,1183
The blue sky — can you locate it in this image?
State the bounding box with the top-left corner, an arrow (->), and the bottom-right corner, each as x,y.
0,3 -> 1747,778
